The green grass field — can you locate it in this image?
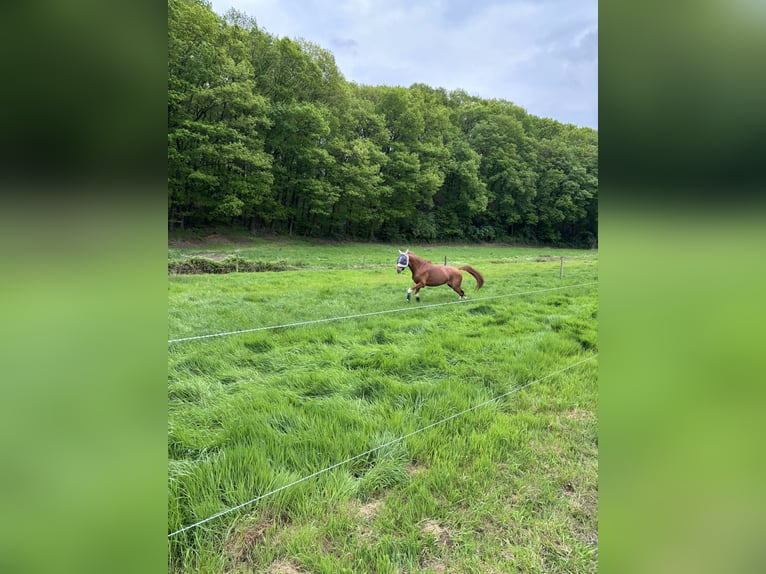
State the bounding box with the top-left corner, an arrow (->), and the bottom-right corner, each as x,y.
168,240 -> 598,573
169,234 -> 590,271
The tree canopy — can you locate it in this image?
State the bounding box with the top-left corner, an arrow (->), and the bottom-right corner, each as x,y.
168,0 -> 598,246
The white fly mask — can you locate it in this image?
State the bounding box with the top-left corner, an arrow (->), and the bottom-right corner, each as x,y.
396,250 -> 409,273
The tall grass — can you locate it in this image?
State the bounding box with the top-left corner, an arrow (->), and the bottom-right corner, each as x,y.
169,242 -> 598,573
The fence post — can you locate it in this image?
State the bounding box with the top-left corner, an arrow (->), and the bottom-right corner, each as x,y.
560,257 -> 564,279
444,256 -> 447,266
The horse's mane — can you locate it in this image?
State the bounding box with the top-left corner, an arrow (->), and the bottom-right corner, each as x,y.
406,250 -> 428,265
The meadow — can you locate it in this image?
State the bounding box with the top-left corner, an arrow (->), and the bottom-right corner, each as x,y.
168,239 -> 598,573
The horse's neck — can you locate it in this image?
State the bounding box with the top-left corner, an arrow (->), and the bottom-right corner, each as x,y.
408,252 -> 428,271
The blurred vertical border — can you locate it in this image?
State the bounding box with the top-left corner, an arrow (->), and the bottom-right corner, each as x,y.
0,2 -> 167,574
600,0 -> 766,573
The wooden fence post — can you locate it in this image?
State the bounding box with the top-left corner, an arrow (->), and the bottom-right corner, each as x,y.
560,257 -> 564,279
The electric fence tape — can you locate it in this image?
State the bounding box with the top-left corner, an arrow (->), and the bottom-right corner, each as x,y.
169,281 -> 597,344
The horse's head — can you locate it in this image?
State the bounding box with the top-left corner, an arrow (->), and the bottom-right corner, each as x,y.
396,250 -> 409,273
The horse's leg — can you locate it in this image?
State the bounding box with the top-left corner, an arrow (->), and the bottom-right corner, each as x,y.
408,279 -> 426,303
450,274 -> 466,299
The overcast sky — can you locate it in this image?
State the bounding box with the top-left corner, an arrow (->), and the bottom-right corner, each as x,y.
208,0 -> 597,129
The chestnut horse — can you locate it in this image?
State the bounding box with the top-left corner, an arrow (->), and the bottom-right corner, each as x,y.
396,250 -> 484,302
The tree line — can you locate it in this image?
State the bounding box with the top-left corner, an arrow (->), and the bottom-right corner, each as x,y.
169,0 -> 598,246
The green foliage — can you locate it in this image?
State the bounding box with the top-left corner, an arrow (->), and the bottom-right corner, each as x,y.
168,255 -> 288,274
168,0 -> 598,246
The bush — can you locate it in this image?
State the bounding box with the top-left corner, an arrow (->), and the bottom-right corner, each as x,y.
168,256 -> 288,275
168,257 -> 223,274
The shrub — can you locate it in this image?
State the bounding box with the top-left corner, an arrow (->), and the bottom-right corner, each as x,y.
168,256 -> 289,275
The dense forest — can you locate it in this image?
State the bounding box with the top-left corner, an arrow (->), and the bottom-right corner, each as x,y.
168,0 -> 598,246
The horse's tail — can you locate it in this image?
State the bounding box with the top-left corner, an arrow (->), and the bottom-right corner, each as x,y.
459,265 -> 484,290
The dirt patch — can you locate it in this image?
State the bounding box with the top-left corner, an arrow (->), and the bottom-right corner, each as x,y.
420,558 -> 447,572
225,514 -> 283,568
347,499 -> 384,543
421,520 -> 453,547
266,559 -> 302,574
529,440 -> 564,457
566,408 -> 595,421
226,521 -> 268,560
420,520 -> 453,572
405,463 -> 427,477
418,520 -> 454,572
356,499 -> 383,520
